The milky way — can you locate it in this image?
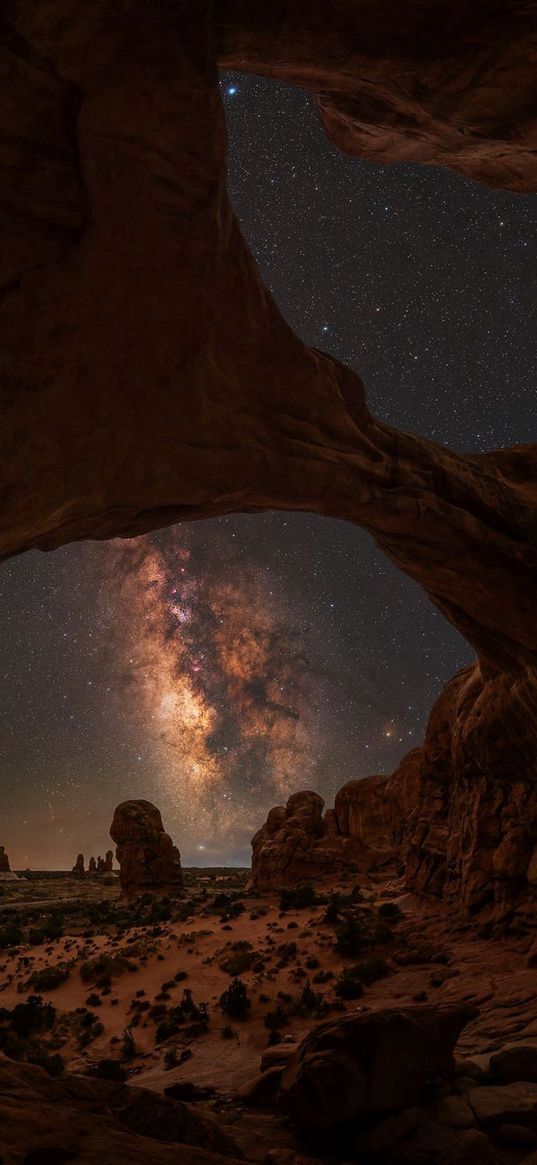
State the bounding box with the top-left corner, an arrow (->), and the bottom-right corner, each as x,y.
98,529 -> 327,857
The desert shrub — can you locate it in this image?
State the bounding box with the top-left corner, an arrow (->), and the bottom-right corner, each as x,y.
80,951 -> 138,984
219,941 -> 255,976
92,1059 -> 128,1082
121,1025 -> 137,1059
163,1045 -> 178,1069
279,884 -> 317,911
378,902 -> 401,919
27,1044 -> 65,1076
264,1004 -> 288,1033
0,925 -> 23,949
335,970 -> 364,1000
155,1019 -> 178,1044
353,956 -> 389,985
8,995 -> 56,1037
85,993 -> 101,1008
293,981 -> 327,1017
174,970 -> 188,982
29,964 -> 70,991
334,913 -> 371,957
221,1025 -> 234,1039
219,979 -> 251,1019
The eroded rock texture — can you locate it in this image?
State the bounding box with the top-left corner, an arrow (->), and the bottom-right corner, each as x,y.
1,3 -> 536,916
278,1003 -> 476,1137
110,800 -> 183,899
0,1053 -> 242,1164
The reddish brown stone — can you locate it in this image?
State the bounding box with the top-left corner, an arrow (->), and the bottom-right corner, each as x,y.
72,854 -> 85,876
278,1004 -> 477,1136
110,800 -> 183,900
0,3 -> 536,919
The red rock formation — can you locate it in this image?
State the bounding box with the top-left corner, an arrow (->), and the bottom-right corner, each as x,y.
72,853 -> 85,876
104,849 -> 113,873
110,800 -> 183,900
0,847 -> 11,874
0,4 -> 536,915
88,856 -> 96,874
278,1003 -> 476,1136
0,1053 -> 242,1164
252,790 -> 368,889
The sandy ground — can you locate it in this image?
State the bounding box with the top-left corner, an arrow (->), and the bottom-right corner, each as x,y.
1,870 -> 536,1104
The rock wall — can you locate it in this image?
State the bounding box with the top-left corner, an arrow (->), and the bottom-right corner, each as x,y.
1,3 -> 536,916
110,800 -> 183,900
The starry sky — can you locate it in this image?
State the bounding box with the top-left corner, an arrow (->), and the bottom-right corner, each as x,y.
0,73 -> 535,870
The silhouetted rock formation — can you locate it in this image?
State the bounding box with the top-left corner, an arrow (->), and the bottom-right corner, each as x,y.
278,1004 -> 476,1137
88,857 -> 96,874
0,847 -> 10,874
0,3 -> 536,919
110,800 -> 183,900
104,849 -> 113,872
72,854 -> 85,876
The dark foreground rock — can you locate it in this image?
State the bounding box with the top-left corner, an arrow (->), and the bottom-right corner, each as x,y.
0,1053 -> 242,1165
278,1004 -> 476,1136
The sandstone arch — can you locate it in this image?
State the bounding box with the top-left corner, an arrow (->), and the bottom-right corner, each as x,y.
1,1 -> 536,917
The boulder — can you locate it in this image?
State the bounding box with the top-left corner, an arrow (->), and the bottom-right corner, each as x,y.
467,1083 -> 537,1130
278,1004 -> 476,1136
0,1053 -> 242,1164
490,1046 -> 537,1085
439,1129 -> 500,1164
110,800 -> 183,899
237,1066 -> 284,1108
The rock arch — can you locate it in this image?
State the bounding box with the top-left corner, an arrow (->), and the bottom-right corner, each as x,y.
1,1 -> 536,917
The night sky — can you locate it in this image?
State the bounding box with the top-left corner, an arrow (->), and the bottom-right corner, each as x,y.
1,73 -> 535,869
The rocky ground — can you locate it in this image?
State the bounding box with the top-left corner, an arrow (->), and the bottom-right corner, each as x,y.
0,868 -> 536,1164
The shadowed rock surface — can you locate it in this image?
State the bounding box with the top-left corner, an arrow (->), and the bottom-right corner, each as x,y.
0,847 -> 11,874
110,799 -> 183,899
0,2 -> 536,918
278,1003 -> 477,1136
0,1053 -> 243,1164
72,853 -> 85,876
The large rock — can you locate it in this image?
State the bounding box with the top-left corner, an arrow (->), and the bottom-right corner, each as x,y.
467,1084 -> 537,1131
72,853 -> 85,876
110,799 -> 183,899
251,790 -> 364,889
0,2 -> 536,919
0,846 -> 11,873
0,1053 -> 242,1164
278,1004 -> 476,1136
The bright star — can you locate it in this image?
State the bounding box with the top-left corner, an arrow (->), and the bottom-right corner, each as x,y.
227,86 -> 238,96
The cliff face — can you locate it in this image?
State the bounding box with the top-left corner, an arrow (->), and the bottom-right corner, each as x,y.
1,2 -> 536,916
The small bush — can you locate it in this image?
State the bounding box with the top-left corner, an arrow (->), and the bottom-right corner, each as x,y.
335,914 -> 369,957
353,956 -> 389,985
378,902 -> 401,919
0,925 -> 23,949
279,884 -> 317,911
219,941 -> 255,976
92,1059 -> 128,1082
7,995 -> 57,1038
122,1025 -> 137,1059
335,971 -> 364,1000
219,979 -> 251,1019
29,964 -> 70,991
